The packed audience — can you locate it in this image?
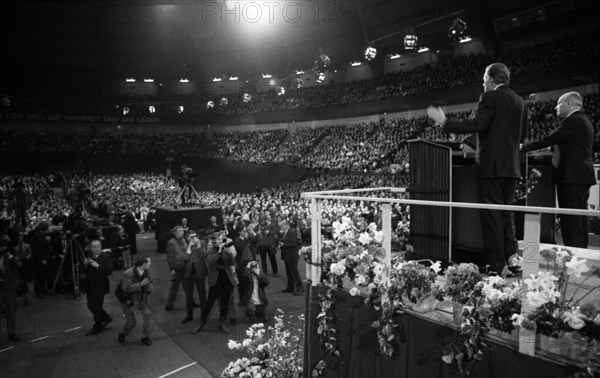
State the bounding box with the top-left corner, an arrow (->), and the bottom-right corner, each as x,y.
1,93 -> 598,173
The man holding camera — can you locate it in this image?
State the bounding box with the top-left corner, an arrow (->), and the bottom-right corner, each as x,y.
192,232 -> 237,334
181,232 -> 208,324
118,256 -> 153,346
1,238 -> 23,343
239,261 -> 270,323
83,239 -> 114,336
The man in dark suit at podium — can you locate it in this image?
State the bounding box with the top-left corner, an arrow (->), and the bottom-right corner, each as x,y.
521,91 -> 596,248
428,63 -> 528,273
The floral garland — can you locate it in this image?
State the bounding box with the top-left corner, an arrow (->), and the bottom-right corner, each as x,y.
368,257 -> 442,357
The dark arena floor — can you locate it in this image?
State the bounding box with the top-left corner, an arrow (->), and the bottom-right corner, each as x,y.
0,233 -> 307,378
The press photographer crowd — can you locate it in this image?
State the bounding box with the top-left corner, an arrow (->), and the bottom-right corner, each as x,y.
0,168 -> 412,346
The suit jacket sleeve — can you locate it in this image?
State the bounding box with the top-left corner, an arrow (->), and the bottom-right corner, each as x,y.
521,116 -> 577,152
444,91 -> 496,134
281,231 -> 298,249
97,253 -> 113,276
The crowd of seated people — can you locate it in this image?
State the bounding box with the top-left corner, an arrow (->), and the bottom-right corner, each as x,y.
3,30 -> 596,118
1,93 -> 598,172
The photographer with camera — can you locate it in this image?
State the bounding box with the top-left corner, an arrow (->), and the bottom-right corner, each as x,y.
117,256 -> 153,346
192,232 -> 237,334
1,236 -> 23,343
239,260 -> 270,323
82,239 -> 114,336
180,231 -> 208,324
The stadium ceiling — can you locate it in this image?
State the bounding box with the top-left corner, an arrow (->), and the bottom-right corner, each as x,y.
0,0 -> 594,79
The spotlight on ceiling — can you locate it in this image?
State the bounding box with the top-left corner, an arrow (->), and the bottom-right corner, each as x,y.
243,93 -> 252,103
148,105 -> 156,114
315,72 -> 326,84
178,105 -> 184,114
278,87 -> 285,96
404,31 -> 418,51
448,18 -> 467,39
295,78 -> 304,89
1,97 -> 10,107
220,98 -> 229,106
313,54 -> 331,74
364,46 -> 377,61
206,101 -> 215,109
122,107 -> 130,115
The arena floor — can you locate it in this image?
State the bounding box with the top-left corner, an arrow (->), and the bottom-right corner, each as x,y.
0,233 -> 307,378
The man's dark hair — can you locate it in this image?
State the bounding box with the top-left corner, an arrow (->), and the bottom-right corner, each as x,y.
134,256 -> 149,267
486,63 -> 510,85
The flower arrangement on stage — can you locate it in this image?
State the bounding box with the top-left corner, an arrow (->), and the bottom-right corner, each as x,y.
221,311 -> 304,378
441,262 -> 484,304
442,275 -> 521,373
310,218 -> 388,376
369,257 -> 443,358
512,248 -> 597,337
514,168 -> 542,201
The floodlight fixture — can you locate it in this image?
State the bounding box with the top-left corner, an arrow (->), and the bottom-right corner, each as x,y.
404,31 -> 418,50
180,78 -> 190,83
144,78 -> 154,83
126,78 -> 136,82
448,18 -> 467,39
364,46 -> 377,61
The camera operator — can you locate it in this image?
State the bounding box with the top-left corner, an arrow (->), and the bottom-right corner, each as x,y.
1,237 -> 23,343
179,164 -> 195,205
192,232 -> 237,334
117,256 -> 153,346
82,239 -> 114,336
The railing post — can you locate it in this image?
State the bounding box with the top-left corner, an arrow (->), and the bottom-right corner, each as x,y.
382,203 -> 392,283
309,198 -> 322,286
519,212 -> 541,356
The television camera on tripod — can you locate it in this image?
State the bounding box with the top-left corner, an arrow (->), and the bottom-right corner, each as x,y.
177,164 -> 200,205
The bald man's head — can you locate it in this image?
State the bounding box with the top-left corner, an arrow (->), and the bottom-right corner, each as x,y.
556,91 -> 583,118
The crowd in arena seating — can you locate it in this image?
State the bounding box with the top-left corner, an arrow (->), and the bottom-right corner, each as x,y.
1,93 -> 598,174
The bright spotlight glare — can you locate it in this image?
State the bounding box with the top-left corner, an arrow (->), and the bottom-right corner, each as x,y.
123,107 -> 130,115
178,106 -> 184,114
148,105 -> 156,114
207,101 -> 215,109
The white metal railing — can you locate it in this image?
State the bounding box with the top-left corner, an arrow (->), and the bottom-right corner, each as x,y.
301,187 -> 599,358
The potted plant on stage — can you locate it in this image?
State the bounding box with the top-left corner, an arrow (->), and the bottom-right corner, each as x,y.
439,263 -> 484,324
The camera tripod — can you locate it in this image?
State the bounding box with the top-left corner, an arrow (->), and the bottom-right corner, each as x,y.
52,236 -> 86,299
177,183 -> 201,204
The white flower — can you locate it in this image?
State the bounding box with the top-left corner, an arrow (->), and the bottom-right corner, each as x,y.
372,230 -> 384,244
358,232 -> 372,245
594,314 -> 600,325
367,222 -> 378,232
355,274 -> 366,286
562,310 -> 586,330
349,287 -> 360,296
565,255 -> 590,278
430,261 -> 442,274
227,340 -> 242,350
330,261 -> 346,276
242,339 -> 251,348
